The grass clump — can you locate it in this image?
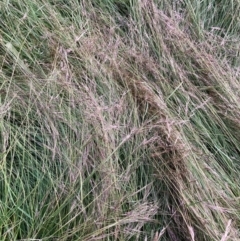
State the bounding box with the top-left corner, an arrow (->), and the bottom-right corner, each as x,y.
0,0 -> 240,240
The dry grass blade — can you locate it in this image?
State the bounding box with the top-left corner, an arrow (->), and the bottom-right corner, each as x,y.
220,219 -> 232,241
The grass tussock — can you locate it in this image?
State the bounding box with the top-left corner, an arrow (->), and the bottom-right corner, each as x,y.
0,0 -> 240,240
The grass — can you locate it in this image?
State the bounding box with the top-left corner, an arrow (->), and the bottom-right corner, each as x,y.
0,0 -> 240,240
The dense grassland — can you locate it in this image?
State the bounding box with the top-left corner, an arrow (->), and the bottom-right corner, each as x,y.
0,0 -> 240,240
